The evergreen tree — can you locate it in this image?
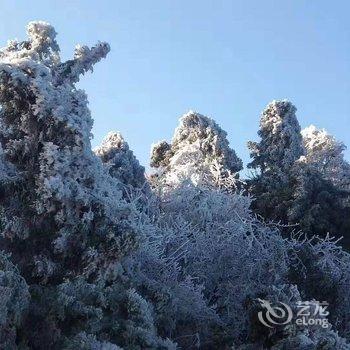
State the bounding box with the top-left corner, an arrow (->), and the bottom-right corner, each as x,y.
149,110 -> 350,348
289,159 -> 350,247
151,164 -> 350,348
247,100 -> 304,223
95,131 -> 150,196
0,252 -> 29,349
247,101 -> 350,247
302,125 -> 350,192
150,110 -> 243,190
0,22 -> 174,349
96,132 -> 218,350
248,100 -> 304,178
0,21 -> 349,350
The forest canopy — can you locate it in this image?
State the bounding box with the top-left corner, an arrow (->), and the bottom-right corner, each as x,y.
0,22 -> 349,350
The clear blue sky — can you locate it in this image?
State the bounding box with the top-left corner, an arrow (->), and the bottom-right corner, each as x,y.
1,1 -> 349,171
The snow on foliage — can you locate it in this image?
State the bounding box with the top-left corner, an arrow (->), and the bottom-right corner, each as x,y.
0,22 -> 349,350
155,182 -> 288,346
148,112 -> 350,348
248,100 -> 304,178
0,251 -> 29,349
287,234 -> 350,339
302,125 -> 350,190
150,110 -> 243,189
0,21 -> 174,349
247,100 -> 350,245
247,100 -> 305,226
151,175 -> 350,348
95,131 -> 149,193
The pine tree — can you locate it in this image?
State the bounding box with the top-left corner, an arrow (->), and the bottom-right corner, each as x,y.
248,100 -> 304,178
0,21 -> 350,350
95,132 -> 217,349
247,100 -> 304,223
302,125 -> 350,192
0,22 -> 173,349
150,110 -> 243,190
151,166 -> 350,348
289,158 -> 350,247
95,132 -> 148,191
248,101 -> 350,247
0,252 -> 29,349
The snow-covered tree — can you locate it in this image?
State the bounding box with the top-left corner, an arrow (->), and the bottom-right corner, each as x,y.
146,103 -> 350,347
0,22 -> 174,349
150,111 -> 243,190
288,158 -> 350,247
151,176 -> 350,348
0,21 -> 350,350
0,251 -> 29,349
154,181 -> 289,347
247,100 -> 304,224
248,100 -> 304,179
287,234 -> 350,341
93,128 -> 219,350
247,101 -> 350,246
95,131 -> 149,194
302,125 -> 350,191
